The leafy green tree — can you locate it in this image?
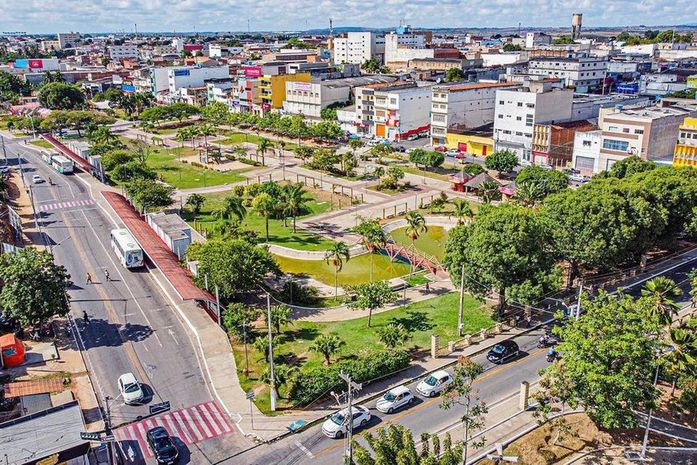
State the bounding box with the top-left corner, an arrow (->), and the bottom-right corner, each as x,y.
311,333 -> 344,365
252,192 -> 277,241
264,304 -> 292,334
110,160 -> 157,183
216,194 -> 247,224
665,323 -> 697,395
439,357 -> 487,464
370,143 -> 394,160
38,82 -> 85,109
0,70 -> 30,102
540,291 -> 661,428
100,149 -> 134,172
462,162 -> 484,176
553,35 -> 575,44
186,193 -> 206,221
409,148 -> 428,167
222,303 -> 260,340
513,180 -> 546,208
377,323 -> 410,348
354,424 -> 462,465
347,280 -> 398,327
348,139 -> 364,159
167,102 -> 200,123
641,277 -> 682,327
261,363 -> 297,395
294,145 -> 314,162
444,67 -> 466,82
354,218 -> 387,282
604,155 -> 656,179
0,248 -> 72,326
502,43 -> 522,51
202,101 -> 230,127
124,177 -> 174,212
324,242 -> 351,299
451,199 -> 474,225
86,125 -> 117,146
484,149 -> 518,175
444,203 -> 558,314
187,238 -> 280,299
516,165 -> 569,197
253,335 -> 277,361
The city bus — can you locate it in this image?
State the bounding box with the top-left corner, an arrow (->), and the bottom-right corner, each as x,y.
110,229 -> 144,269
50,155 -> 74,174
41,151 -> 57,165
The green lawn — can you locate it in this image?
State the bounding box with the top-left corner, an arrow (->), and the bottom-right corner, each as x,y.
146,147 -> 249,190
29,139 -> 54,149
218,132 -> 262,146
390,225 -> 450,260
233,291 -> 493,412
274,252 -> 411,287
183,189 -> 335,251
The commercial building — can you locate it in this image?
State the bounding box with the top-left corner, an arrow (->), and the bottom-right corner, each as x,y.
109,44 -> 139,60
384,27 -> 433,67
207,78 -> 236,108
407,57 -> 481,72
40,40 -> 61,52
354,81 -> 432,141
259,72 -> 311,112
531,120 -> 595,167
430,82 -> 521,146
332,31 -> 382,65
445,123 -> 495,156
527,55 -> 608,92
525,32 -> 552,48
569,93 -> 652,121
148,65 -> 230,95
57,32 -> 80,49
494,80 -> 574,163
208,44 -> 244,57
673,117 -> 697,167
571,130 -> 602,173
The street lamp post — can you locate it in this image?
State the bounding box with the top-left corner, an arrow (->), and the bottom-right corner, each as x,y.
266,293 -> 277,412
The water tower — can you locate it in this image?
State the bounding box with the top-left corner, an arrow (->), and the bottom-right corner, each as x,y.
571,13 -> 583,40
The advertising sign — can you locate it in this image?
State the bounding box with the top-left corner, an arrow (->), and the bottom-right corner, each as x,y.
174,69 -> 191,77
243,66 -> 262,78
291,82 -> 313,92
28,59 -> 43,69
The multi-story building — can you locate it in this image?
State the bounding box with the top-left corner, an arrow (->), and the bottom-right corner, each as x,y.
237,76 -> 262,113
573,105 -> 696,172
149,65 -> 230,96
57,32 -> 80,49
494,80 -> 574,163
207,78 -> 236,108
383,27 -> 433,67
525,32 -> 552,48
527,55 -> 608,92
571,130 -> 603,173
354,81 -> 432,141
259,72 -> 311,112
109,44 -> 139,60
430,82 -> 521,146
40,40 -> 61,52
332,32 -> 381,65
673,117 -> 697,167
445,123 -> 495,156
531,120 -> 595,167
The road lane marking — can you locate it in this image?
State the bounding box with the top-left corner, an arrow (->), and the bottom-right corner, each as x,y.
191,404 -> 214,438
181,408 -> 205,441
295,440 -> 315,458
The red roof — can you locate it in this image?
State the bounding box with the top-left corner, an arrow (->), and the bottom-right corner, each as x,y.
40,134 -> 94,172
101,192 -> 215,303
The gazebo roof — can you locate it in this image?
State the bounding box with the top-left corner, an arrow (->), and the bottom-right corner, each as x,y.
464,172 -> 498,189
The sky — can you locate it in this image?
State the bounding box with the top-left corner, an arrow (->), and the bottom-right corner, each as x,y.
0,0 -> 694,34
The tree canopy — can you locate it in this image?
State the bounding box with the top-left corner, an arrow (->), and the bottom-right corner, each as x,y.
484,149 -> 518,174
38,82 -> 86,110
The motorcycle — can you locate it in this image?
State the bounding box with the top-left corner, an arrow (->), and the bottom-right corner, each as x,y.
546,350 -> 561,363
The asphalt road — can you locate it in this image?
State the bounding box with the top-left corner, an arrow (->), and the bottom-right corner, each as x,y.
5,139 -> 251,464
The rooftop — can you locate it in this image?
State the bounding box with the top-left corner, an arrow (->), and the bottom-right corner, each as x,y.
605,106 -> 694,121
433,81 -> 520,92
148,211 -> 190,241
326,75 -> 398,89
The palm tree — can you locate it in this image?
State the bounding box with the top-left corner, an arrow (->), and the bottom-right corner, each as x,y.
311,333 -> 344,365
324,242 -> 351,299
198,124 -> 215,148
186,193 -> 205,221
364,227 -> 387,282
252,192 -> 277,242
514,181 -> 546,208
257,137 -> 271,166
175,128 -> 189,149
641,277 -> 682,327
404,211 -> 428,292
216,194 -> 247,224
261,364 -> 297,396
479,180 -> 501,204
88,126 -> 117,146
282,183 -> 309,233
665,326 -> 697,395
451,199 -> 474,225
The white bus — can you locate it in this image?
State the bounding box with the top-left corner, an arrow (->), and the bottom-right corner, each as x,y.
50,155 -> 74,174
110,229 -> 144,269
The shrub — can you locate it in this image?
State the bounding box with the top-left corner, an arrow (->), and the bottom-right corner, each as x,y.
277,280 -> 321,306
288,349 -> 410,406
233,185 -> 245,197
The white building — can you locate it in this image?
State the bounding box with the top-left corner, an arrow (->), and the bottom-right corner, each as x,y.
527,55 -> 608,92
480,52 -> 524,67
525,32 -> 552,48
109,44 -> 139,60
209,44 -> 244,58
571,130 -> 603,173
494,81 -> 574,163
57,32 -> 80,49
333,32 -> 381,65
354,81 -> 432,141
167,66 -> 229,95
383,28 -> 433,66
430,82 -> 521,145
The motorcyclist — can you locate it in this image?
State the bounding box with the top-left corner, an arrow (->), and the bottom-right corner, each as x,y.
538,333 -> 549,347
547,346 -> 558,361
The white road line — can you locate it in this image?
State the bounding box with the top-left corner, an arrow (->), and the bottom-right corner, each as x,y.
295,440 -> 315,458
191,405 -> 214,438
200,403 -> 223,435
172,411 -> 194,443
181,408 -> 204,441
208,402 -> 232,433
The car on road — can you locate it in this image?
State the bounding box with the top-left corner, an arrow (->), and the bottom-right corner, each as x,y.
407,134 -> 419,141
393,144 -> 406,152
445,149 -> 461,157
433,145 -> 447,152
569,173 -> 591,183
118,372 -> 144,405
322,406 -> 371,438
0,166 -> 10,174
563,168 -> 580,175
416,370 -> 453,397
32,174 -> 43,184
376,385 -> 415,413
487,340 -> 520,364
538,163 -> 554,170
146,426 -> 179,464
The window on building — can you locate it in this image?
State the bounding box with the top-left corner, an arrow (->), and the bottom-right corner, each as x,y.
516,116 -> 522,121
503,130 -> 512,134
498,100 -> 504,105
582,140 -> 592,147
525,114 -> 534,126
602,139 -> 629,151
622,128 -> 630,133
608,126 -> 618,131
517,102 -> 523,107
516,131 -> 523,136
498,114 -> 503,119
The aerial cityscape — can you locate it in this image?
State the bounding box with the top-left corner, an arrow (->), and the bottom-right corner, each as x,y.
1,5 -> 697,465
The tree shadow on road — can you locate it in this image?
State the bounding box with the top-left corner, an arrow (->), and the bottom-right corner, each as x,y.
79,317 -> 154,348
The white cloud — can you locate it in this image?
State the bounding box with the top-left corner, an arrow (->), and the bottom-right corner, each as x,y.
0,0 -> 694,33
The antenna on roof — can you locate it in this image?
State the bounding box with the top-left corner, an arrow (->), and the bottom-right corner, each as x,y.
329,18 -> 333,38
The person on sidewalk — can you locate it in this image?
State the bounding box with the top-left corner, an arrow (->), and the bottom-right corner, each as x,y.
86,272 -> 93,285
82,311 -> 90,324
425,282 -> 430,293
525,315 -> 532,328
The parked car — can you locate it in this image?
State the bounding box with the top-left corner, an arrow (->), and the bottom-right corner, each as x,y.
569,173 -> 591,183
407,134 -> 419,141
445,149 -> 460,157
519,159 -> 532,167
146,426 -> 179,464
416,370 -> 453,397
539,163 -> 554,170
563,168 -> 580,175
322,406 -> 371,438
393,145 -> 406,152
487,340 -> 520,364
118,372 -> 144,405
376,385 -> 415,413
433,146 -> 447,153
32,174 -> 43,184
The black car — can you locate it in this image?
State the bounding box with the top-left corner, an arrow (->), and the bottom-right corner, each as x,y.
487,340 -> 520,364
146,426 -> 179,464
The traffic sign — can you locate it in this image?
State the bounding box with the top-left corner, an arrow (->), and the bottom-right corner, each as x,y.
246,391 -> 255,400
80,432 -> 105,441
149,401 -> 171,415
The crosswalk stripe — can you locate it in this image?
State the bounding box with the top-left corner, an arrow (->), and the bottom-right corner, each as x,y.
172,411 -> 194,443
164,414 -> 188,445
181,409 -> 204,441
200,403 -> 223,435
208,402 -> 232,433
134,422 -> 151,457
185,407 -> 209,439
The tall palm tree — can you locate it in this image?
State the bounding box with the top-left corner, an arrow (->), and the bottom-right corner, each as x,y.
451,199 -> 474,225
362,227 -> 387,282
252,192 -> 277,242
325,242 -> 351,299
479,180 -> 501,204
282,183 -> 308,233
404,211 -> 428,288
641,277 -> 682,327
665,325 -> 697,395
257,137 -> 271,166
311,333 -> 344,365
514,181 -> 546,208
198,124 -> 215,147
216,194 -> 247,224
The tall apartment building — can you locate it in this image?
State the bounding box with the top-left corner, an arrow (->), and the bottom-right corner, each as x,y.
109,44 -> 139,60
354,81 -> 432,141
430,82 -> 521,146
332,32 -> 382,65
384,27 -> 433,66
673,117 -> 697,167
494,81 -> 574,162
527,55 -> 608,92
57,32 -> 80,49
148,65 -> 230,95
259,72 -> 311,112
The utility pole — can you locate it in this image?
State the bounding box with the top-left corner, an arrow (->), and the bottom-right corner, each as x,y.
0,135 -> 7,163
575,280 -> 583,319
641,364 -> 661,459
266,293 -> 277,412
458,263 -> 465,337
104,396 -> 114,465
338,371 -> 362,465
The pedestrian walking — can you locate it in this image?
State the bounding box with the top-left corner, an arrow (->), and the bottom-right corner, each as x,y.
425,282 -> 430,293
104,269 -> 110,282
515,314 -> 521,327
525,314 -> 532,328
82,311 -> 89,324
85,272 -> 92,285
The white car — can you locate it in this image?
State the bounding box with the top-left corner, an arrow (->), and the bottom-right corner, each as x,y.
376,385 -> 415,414
118,373 -> 145,405
321,406 -> 371,439
32,174 -> 43,184
519,159 -> 532,167
416,370 -> 453,397
569,173 -> 590,183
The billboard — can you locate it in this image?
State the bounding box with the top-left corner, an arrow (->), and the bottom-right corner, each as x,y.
174,69 -> 191,77
290,82 -> 313,92
243,66 -> 262,78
